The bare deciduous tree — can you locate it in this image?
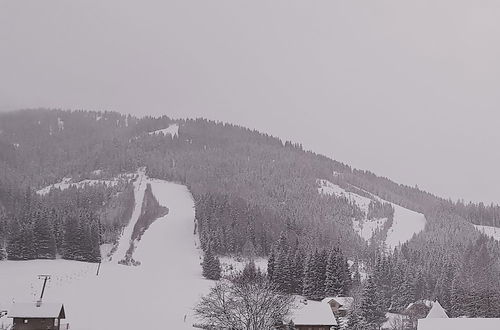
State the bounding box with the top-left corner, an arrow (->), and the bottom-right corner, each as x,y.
194,280 -> 293,330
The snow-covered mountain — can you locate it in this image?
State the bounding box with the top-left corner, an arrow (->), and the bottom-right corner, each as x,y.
2,109 -> 500,326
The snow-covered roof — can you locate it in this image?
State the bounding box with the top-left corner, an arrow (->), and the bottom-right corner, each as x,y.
289,300 -> 337,326
8,302 -> 65,319
322,296 -> 354,310
426,301 -> 448,318
418,318 -> 500,330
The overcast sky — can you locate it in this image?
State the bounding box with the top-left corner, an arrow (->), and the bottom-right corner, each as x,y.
1,0 -> 500,204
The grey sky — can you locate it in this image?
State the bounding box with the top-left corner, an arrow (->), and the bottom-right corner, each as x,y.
1,1 -> 500,204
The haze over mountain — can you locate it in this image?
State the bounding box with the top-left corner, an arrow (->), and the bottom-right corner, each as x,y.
2,0 -> 500,205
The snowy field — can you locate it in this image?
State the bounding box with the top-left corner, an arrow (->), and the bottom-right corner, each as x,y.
0,175 -> 211,330
474,224 -> 500,241
318,179 -> 426,249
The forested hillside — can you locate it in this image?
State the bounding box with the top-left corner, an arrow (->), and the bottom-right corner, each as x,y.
1,109 -> 500,319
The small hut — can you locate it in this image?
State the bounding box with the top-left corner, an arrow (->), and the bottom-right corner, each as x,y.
8,301 -> 66,330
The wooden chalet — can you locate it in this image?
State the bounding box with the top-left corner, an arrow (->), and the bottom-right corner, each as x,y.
8,301 -> 66,330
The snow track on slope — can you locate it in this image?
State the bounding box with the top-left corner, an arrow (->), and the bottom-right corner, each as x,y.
474,224 -> 500,241
149,123 -> 179,137
318,179 -> 426,249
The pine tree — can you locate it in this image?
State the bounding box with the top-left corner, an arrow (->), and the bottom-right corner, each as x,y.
292,248 -> 305,294
347,307 -> 367,330
267,250 -> 276,282
33,207 -> 56,259
340,257 -> 352,295
273,247 -> 288,291
280,250 -> 294,293
360,276 -> 386,329
6,219 -> 23,260
450,272 -> 467,317
202,247 -> 221,280
303,251 -> 318,299
325,248 -> 342,297
303,250 -> 325,300
317,249 -> 328,295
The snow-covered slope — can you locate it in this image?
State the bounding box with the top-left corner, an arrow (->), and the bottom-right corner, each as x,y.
149,123 -> 179,137
318,179 -> 387,241
0,174 -> 211,330
474,224 -> 500,241
385,201 -> 426,249
36,177 -> 123,196
318,179 -> 426,249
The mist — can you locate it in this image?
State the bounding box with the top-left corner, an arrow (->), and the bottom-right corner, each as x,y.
1,0 -> 500,204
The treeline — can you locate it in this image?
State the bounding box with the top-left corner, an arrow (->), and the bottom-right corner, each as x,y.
357,208 -> 500,322
266,234 -> 354,301
0,181 -> 135,262
194,190 -> 367,258
367,200 -> 394,220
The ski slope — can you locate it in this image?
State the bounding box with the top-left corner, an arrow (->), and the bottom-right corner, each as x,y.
474,224 -> 500,241
385,201 -> 426,249
149,123 -> 179,138
0,175 -> 211,330
318,179 -> 426,249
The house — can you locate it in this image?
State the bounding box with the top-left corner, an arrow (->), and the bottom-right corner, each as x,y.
8,301 -> 66,330
418,318 -> 500,330
321,296 -> 354,317
279,298 -> 338,330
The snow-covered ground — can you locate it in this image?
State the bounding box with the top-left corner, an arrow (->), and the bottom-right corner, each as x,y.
149,123 -> 179,138
474,224 -> 500,241
219,256 -> 268,277
385,202 -> 426,250
318,179 -> 372,214
0,174 -> 211,330
352,218 -> 388,241
36,177 -> 124,196
318,179 -> 426,249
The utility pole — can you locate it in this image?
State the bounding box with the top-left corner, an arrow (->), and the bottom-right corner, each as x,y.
37,275 -> 51,306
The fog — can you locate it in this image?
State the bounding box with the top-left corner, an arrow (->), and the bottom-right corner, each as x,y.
1,0 -> 500,204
